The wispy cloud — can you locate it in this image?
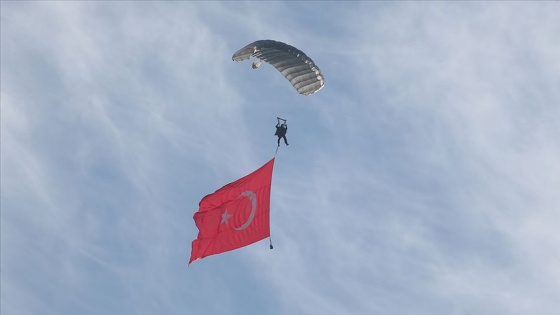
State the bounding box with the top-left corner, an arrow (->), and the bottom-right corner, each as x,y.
2,2 -> 559,315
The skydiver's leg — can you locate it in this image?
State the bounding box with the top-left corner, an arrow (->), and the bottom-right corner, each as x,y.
277,137 -> 281,146
283,136 -> 289,145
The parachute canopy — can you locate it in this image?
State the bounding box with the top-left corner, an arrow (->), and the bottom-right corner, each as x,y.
232,40 -> 325,96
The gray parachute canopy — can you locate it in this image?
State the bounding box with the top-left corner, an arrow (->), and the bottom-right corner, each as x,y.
232,40 -> 325,96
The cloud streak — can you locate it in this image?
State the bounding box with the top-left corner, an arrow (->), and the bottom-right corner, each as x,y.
2,2 -> 559,315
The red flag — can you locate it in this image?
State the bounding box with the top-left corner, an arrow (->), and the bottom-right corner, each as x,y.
189,158 -> 275,264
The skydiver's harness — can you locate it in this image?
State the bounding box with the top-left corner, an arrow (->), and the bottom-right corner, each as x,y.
276,117 -> 287,132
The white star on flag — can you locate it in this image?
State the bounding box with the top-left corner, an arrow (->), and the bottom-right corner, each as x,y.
221,210 -> 232,225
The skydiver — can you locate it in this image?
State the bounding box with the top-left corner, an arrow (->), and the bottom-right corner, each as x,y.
275,122 -> 289,147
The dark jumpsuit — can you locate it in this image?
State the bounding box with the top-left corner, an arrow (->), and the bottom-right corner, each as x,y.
275,123 -> 288,146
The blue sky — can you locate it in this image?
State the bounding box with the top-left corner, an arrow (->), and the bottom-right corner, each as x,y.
2,1 -> 559,315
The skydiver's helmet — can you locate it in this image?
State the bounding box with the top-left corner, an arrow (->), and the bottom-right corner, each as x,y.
252,61 -> 262,69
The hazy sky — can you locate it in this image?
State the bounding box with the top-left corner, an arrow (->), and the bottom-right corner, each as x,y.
2,2 -> 559,315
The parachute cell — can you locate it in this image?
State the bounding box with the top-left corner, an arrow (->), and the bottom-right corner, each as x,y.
232,40 -> 325,96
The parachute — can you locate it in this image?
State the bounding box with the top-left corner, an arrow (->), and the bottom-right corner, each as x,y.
232,40 -> 325,96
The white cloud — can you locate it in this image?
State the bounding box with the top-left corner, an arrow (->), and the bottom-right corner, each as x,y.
249,2 -> 560,315
2,2 -> 559,315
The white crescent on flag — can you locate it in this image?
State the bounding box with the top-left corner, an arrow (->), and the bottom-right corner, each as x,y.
234,191 -> 257,231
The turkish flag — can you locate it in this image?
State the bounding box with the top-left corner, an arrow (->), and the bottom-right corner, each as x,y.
189,158 -> 275,264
